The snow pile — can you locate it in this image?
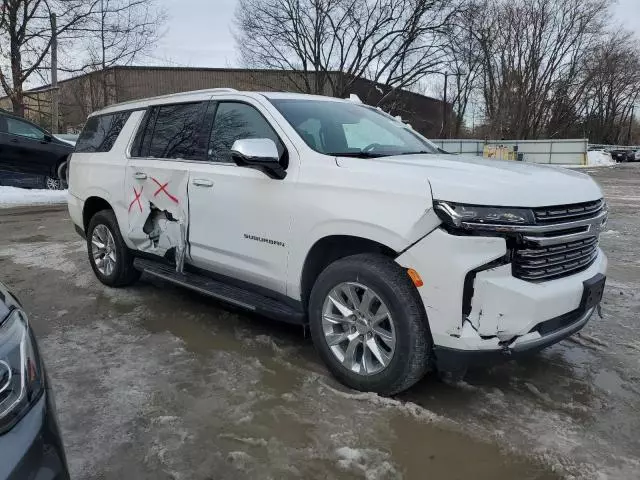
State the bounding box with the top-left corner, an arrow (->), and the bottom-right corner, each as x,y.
587,150 -> 615,166
0,186 -> 67,207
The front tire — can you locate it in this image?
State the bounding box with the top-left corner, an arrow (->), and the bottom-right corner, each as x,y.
87,210 -> 141,287
309,253 -> 431,395
42,175 -> 63,190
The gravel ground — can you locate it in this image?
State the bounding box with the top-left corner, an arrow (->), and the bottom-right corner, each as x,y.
0,163 -> 638,480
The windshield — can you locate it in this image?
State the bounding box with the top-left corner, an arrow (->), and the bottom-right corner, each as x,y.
269,98 -> 439,158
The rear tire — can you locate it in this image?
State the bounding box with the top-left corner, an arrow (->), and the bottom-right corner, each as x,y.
87,209 -> 141,287
57,160 -> 68,188
308,253 -> 431,395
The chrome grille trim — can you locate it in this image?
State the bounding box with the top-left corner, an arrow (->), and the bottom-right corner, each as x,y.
517,237 -> 598,260
533,199 -> 605,224
513,201 -> 605,281
461,209 -> 607,238
513,249 -> 599,281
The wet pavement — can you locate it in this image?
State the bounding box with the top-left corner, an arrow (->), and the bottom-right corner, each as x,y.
0,163 -> 639,479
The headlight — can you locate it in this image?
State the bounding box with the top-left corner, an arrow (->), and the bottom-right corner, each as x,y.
0,309 -> 43,433
434,201 -> 535,230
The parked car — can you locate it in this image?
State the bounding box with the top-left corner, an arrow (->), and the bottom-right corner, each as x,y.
0,110 -> 74,190
68,89 -> 607,395
0,282 -> 70,479
608,148 -> 635,162
635,150 -> 640,162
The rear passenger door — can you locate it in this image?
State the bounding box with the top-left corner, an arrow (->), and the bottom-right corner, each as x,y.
124,101 -> 208,265
187,98 -> 297,295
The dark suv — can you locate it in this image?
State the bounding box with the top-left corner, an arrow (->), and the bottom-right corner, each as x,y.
0,111 -> 74,190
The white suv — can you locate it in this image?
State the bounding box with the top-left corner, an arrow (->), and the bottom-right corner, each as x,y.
67,88 -> 608,394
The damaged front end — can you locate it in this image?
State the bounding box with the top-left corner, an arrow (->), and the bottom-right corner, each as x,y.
397,199 -> 607,371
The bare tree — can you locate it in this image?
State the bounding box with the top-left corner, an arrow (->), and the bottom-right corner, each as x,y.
579,32 -> 640,144
475,0 -> 610,139
443,1 -> 490,137
234,0 -> 461,101
68,0 -> 166,108
0,0 -> 100,116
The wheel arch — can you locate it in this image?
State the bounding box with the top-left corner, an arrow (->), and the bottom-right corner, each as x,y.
299,235 -> 397,309
83,196 -> 114,231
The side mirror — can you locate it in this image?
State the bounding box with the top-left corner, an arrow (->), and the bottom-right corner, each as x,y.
43,134 -> 53,142
230,138 -> 286,180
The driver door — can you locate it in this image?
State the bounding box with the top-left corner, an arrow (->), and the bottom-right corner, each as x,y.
187,98 -> 297,295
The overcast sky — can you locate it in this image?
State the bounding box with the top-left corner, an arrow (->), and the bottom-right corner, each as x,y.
153,0 -> 640,68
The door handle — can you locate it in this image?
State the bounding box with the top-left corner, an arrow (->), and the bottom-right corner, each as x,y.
134,172 -> 147,180
10,138 -> 19,143
192,178 -> 213,187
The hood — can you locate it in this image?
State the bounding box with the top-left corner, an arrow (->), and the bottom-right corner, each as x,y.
54,135 -> 77,146
336,154 -> 603,207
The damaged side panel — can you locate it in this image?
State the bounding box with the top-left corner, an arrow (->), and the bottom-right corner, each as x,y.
125,167 -> 189,271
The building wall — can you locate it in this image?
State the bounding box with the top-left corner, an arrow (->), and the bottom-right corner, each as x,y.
0,67 -> 446,137
113,67 -> 340,102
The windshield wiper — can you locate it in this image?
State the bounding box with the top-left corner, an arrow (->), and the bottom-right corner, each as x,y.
328,151 -> 386,158
394,150 -> 434,156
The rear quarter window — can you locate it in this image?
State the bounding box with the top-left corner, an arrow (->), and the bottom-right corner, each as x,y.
75,111 -> 132,153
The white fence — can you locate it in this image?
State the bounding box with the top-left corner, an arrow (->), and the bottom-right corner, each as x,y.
429,139 -> 588,165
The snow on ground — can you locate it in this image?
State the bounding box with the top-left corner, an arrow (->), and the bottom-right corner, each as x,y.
0,186 -> 67,207
587,150 -> 616,166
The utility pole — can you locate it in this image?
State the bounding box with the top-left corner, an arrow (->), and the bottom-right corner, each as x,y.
628,104 -> 635,146
439,71 -> 464,139
442,72 -> 448,139
50,13 -> 59,134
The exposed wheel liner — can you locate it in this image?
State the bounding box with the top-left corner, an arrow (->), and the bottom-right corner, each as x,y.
308,253 -> 432,395
87,209 -> 141,287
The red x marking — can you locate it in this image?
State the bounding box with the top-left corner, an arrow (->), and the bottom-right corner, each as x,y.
128,186 -> 143,213
151,177 -> 179,204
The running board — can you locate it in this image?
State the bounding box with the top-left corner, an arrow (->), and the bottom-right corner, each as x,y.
133,258 -> 305,324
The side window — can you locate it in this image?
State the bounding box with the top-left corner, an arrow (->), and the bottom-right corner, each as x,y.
147,102 -> 207,160
76,111 -> 132,153
209,102 -> 284,163
6,118 -> 45,141
130,109 -> 152,157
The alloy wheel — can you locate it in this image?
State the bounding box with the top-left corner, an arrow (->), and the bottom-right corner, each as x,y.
45,176 -> 62,190
91,224 -> 117,276
321,282 -> 396,375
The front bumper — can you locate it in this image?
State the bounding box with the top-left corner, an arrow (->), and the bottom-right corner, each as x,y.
396,228 -> 607,367
0,390 -> 70,480
434,305 -> 596,371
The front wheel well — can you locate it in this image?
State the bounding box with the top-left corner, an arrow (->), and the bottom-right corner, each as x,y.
83,197 -> 113,232
300,235 -> 397,308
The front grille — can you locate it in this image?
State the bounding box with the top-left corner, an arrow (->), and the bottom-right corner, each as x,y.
533,199 -> 604,224
513,237 -> 599,281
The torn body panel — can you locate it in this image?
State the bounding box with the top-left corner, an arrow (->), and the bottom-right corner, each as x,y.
125,167 -> 189,271
468,260 -> 603,339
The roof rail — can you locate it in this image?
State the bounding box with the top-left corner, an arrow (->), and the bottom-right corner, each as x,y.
95,87 -> 240,111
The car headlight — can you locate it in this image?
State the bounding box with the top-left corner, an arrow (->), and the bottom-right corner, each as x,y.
434,201 -> 535,230
0,309 -> 44,433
